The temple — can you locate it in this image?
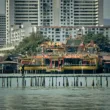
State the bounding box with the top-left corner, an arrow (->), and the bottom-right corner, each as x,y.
19,37 -> 101,74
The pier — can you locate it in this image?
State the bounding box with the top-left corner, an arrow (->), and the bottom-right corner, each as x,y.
0,73 -> 110,88
0,73 -> 110,78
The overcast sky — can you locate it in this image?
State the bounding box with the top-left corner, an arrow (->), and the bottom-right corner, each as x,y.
0,0 -> 110,19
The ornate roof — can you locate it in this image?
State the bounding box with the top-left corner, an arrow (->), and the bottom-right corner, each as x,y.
66,38 -> 82,47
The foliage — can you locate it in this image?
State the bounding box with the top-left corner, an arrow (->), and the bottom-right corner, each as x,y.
83,32 -> 109,45
12,32 -> 50,55
83,32 -> 110,51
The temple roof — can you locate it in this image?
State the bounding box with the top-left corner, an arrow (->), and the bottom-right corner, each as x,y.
66,38 -> 82,47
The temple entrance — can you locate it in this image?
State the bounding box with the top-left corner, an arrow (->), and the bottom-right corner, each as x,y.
52,60 -> 63,68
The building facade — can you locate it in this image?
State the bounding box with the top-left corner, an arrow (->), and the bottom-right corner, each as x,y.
0,14 -> 6,47
6,0 -> 38,45
6,0 -> 104,45
38,0 -> 103,26
9,23 -> 33,46
36,26 -> 110,43
9,25 -> 110,46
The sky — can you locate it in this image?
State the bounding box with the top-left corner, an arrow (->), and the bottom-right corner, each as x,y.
0,0 -> 110,19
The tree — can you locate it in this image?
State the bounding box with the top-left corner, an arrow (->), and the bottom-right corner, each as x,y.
83,32 -> 110,51
12,31 -> 50,55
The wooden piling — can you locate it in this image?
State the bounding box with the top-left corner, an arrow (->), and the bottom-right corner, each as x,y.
96,77 -> 98,87
22,77 -> 25,87
40,77 -> 42,86
52,77 -> 53,87
59,82 -> 60,86
32,77 -> 34,87
17,77 -> 19,87
42,77 -> 45,87
30,78 -> 32,87
74,77 -> 76,87
49,76 -> 51,87
25,80 -> 26,87
92,79 -> 95,87
76,77 -> 78,87
7,78 -> 8,88
106,77 -> 108,87
35,77 -> 37,86
85,77 -> 87,87
10,78 -> 11,87
63,77 -> 64,87
3,78 -> 5,87
71,81 -> 73,86
55,76 -> 57,87
66,77 -> 69,87
38,77 -> 39,86
2,78 -> 4,87
44,77 -> 45,87
41,77 -> 43,87
100,76 -> 102,87
80,81 -> 82,87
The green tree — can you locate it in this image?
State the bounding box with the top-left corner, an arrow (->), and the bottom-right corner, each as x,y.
12,31 -> 50,55
83,32 -> 110,46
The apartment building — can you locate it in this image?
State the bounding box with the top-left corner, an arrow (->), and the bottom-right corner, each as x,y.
6,0 -> 104,45
0,14 -> 6,47
9,23 -> 33,46
6,0 -> 38,45
36,26 -> 110,43
9,25 -> 110,47
38,0 -> 103,26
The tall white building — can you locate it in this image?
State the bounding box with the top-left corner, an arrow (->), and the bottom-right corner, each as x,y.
9,23 -> 33,46
38,0 -> 103,26
0,14 -> 6,47
6,0 -> 38,45
6,0 -> 104,44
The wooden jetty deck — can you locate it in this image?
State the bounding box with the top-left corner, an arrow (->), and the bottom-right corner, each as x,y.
0,73 -> 110,78
0,73 -> 109,88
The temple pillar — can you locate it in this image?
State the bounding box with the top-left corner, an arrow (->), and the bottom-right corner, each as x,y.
50,58 -> 52,68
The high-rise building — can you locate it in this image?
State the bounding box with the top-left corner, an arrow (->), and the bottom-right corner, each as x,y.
0,14 -> 6,47
38,0 -> 103,26
6,0 -> 38,45
74,0 -> 103,26
6,0 -> 104,44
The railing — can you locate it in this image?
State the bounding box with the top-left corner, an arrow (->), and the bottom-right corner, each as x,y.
63,64 -> 96,66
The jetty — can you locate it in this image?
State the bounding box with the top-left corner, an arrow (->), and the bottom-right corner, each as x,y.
0,73 -> 109,88
0,73 -> 110,78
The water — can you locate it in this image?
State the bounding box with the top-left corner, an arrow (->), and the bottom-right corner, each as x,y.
0,87 -> 110,110
0,77 -> 110,110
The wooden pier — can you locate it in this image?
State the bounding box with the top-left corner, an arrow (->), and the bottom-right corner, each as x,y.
0,73 -> 110,78
0,73 -> 110,88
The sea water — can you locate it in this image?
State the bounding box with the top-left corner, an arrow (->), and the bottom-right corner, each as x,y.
0,76 -> 110,110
